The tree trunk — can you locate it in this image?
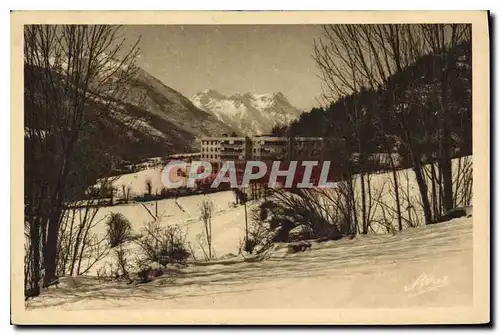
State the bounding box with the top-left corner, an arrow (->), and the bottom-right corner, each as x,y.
391,163 -> 403,231
28,217 -> 41,298
430,164 -> 439,216
348,175 -> 359,234
401,107 -> 433,225
43,210 -> 61,287
244,199 -> 249,247
360,172 -> 368,234
440,139 -> 454,212
411,154 -> 433,225
439,70 -> 454,212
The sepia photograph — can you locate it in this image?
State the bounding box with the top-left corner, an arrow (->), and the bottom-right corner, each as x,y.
11,11 -> 490,324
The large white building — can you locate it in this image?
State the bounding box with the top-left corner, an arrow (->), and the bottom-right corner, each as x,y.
200,136 -> 251,163
200,135 -> 344,170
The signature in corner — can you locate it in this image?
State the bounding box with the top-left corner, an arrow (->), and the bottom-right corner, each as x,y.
404,273 -> 449,297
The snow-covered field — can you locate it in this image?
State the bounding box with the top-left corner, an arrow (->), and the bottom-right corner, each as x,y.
26,156 -> 473,311
74,156 -> 473,271
105,165 -> 166,199
26,216 -> 472,310
81,190 -> 247,268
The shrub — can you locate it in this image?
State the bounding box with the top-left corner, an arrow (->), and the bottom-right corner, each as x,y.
253,188 -> 344,243
121,184 -> 132,203
114,246 -> 130,279
242,212 -> 275,254
145,178 -> 153,196
106,213 -> 132,247
132,194 -> 157,202
137,267 -> 154,283
135,220 -> 190,266
243,237 -> 259,254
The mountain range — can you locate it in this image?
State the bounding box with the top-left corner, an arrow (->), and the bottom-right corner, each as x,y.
25,61 -> 303,165
109,68 -> 237,160
25,64 -> 239,163
191,89 -> 303,135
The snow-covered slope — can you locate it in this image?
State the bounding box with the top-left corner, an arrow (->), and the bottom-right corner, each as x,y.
26,157 -> 474,312
25,64 -> 236,163
103,69 -> 236,158
191,89 -> 303,135
26,216 -> 472,310
123,70 -> 235,140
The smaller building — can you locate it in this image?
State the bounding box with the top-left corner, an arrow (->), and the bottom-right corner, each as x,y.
200,137 -> 221,162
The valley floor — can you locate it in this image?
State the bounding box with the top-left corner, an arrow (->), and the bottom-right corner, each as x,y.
26,216 -> 472,310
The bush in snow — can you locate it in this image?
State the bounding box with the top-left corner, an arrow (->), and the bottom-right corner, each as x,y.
135,220 -> 190,266
145,178 -> 153,196
243,237 -> 259,254
114,246 -> 130,279
106,213 -> 132,247
237,208 -> 277,254
253,188 -> 347,244
121,184 -> 132,203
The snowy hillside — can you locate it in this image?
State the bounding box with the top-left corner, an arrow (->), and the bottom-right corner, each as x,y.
103,68 -> 236,158
122,70 -> 235,140
25,64 -> 236,162
191,89 -> 303,135
25,156 -> 473,311
26,216 -> 472,310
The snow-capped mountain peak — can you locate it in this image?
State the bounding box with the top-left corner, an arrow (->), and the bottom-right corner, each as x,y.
191,89 -> 303,135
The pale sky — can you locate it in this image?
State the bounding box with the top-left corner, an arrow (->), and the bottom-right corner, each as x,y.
121,25 -> 325,110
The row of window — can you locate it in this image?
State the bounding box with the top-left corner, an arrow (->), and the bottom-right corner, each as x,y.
202,140 -> 246,146
202,147 -> 221,152
200,152 -> 321,160
202,140 -> 220,146
203,139 -> 323,146
203,146 -> 319,154
201,148 -> 320,155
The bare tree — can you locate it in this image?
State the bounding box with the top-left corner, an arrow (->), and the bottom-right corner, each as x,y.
199,198 -> 214,259
452,156 -> 473,208
421,24 -> 471,213
24,25 -> 141,294
313,25 -> 389,234
312,24 -> 471,228
57,197 -> 110,277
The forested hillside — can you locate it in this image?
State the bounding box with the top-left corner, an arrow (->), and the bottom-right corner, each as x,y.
288,40 -> 472,166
